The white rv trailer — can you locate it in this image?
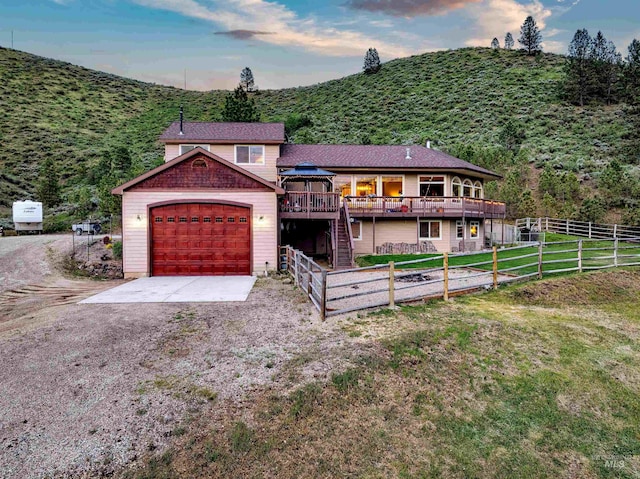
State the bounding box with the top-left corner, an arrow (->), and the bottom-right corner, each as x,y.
12,201 -> 43,233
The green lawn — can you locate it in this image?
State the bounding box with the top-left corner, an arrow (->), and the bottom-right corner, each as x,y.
355,233 -> 640,278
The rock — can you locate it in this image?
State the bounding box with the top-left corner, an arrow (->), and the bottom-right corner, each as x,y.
282,278 -> 293,285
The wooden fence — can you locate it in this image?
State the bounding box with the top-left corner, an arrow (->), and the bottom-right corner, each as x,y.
516,217 -> 640,241
281,239 -> 640,319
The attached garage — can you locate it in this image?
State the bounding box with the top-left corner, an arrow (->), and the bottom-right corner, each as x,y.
112,148 -> 284,279
151,202 -> 251,276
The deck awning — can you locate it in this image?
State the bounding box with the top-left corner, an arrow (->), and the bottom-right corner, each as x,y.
279,162 -> 336,179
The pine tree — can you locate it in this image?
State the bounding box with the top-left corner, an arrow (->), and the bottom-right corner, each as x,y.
111,146 -> 132,175
491,38 -> 500,49
518,16 -> 542,55
498,118 -> 525,153
518,190 -> 537,218
240,67 -> 255,92
504,32 -> 514,50
221,85 -> 260,122
363,48 -> 381,74
37,158 -> 61,208
590,32 -> 621,104
566,29 -> 593,106
624,39 -> 640,105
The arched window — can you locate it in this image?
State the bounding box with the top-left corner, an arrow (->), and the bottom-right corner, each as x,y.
191,159 -> 208,168
473,181 -> 483,198
451,177 -> 462,197
463,179 -> 473,197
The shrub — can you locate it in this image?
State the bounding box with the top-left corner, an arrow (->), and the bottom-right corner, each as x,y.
112,240 -> 123,259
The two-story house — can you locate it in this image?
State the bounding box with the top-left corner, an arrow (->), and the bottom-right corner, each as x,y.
112,121 -> 505,278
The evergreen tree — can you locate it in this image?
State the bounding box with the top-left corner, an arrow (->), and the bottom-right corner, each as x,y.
363,48 -> 381,74
518,16 -> 542,55
624,39 -> 640,104
37,158 -> 61,208
240,67 -> 255,92
541,192 -> 556,217
504,32 -> 514,50
565,29 -> 593,106
538,165 -> 558,197
498,118 -> 525,153
590,32 -> 621,104
518,190 -> 537,218
579,197 -> 606,223
110,146 -> 132,175
491,38 -> 500,49
221,85 -> 260,122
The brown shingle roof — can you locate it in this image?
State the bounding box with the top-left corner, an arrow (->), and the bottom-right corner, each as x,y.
277,144 -> 501,179
160,122 -> 285,143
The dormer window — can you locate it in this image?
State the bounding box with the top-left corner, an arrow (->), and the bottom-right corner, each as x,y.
235,145 -> 265,165
180,144 -> 210,155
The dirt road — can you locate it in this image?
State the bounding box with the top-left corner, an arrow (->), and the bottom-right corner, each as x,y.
0,235 -> 355,478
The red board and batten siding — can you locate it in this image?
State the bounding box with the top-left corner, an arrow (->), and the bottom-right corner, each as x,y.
151,202 -> 251,276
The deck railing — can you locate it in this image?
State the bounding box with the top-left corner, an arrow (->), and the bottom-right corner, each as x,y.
345,196 -> 505,218
279,193 -> 505,218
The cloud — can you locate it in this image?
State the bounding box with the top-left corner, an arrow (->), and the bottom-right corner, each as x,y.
132,0 -> 415,58
463,0 -> 552,48
213,29 -> 273,40
345,0 -> 481,17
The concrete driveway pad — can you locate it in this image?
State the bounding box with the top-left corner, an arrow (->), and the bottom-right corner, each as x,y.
79,276 -> 257,303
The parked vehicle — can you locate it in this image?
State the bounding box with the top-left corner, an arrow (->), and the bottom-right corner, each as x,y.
72,221 -> 101,235
13,201 -> 43,234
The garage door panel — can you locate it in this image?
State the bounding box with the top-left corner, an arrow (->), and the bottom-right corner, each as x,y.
151,203 -> 251,276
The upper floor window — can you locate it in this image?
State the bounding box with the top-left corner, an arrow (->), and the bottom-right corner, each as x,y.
463,179 -> 473,197
419,176 -> 444,197
473,181 -> 483,199
452,177 -> 462,197
235,145 -> 265,165
180,144 -> 210,155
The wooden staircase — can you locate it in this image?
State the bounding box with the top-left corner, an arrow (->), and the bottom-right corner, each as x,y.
335,208 -> 354,269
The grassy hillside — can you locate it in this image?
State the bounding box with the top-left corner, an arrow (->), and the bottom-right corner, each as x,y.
0,46 -> 636,214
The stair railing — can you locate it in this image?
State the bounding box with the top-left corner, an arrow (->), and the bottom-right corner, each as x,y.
342,198 -> 355,267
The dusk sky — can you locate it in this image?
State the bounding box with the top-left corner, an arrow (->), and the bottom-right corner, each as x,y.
1,0 -> 638,91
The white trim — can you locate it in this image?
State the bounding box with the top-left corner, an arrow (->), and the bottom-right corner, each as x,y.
470,220 -> 480,239
451,176 -> 462,197
456,220 -> 465,240
234,144 -> 265,165
179,144 -> 210,155
379,175 -> 405,197
473,181 -> 483,199
419,219 -> 442,240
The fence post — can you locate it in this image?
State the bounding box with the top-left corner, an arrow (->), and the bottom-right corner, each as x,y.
614,224 -> 618,239
614,238 -> 618,267
566,219 -> 569,236
578,240 -> 583,273
320,270 -> 327,321
389,261 -> 395,308
294,250 -> 300,286
545,217 -> 549,232
492,246 -> 498,290
307,261 -> 313,297
589,222 -> 592,239
443,253 -> 449,301
538,241 -> 543,279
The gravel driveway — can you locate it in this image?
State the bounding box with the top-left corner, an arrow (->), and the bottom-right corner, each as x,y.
0,237 -> 359,478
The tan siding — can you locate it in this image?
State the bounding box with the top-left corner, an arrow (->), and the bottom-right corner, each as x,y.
403,174 -> 419,196
121,191 -> 278,276
165,144 -> 180,162
164,144 -> 278,182
353,219 -> 454,255
353,220 -> 373,256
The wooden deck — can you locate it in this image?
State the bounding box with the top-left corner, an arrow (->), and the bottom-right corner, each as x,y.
279,193 -> 505,219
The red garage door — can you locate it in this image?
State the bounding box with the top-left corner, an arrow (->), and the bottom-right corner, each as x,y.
151,203 -> 251,276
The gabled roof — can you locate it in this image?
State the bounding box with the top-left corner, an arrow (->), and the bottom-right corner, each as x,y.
277,144 -> 501,179
160,122 -> 285,144
112,147 -> 285,195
